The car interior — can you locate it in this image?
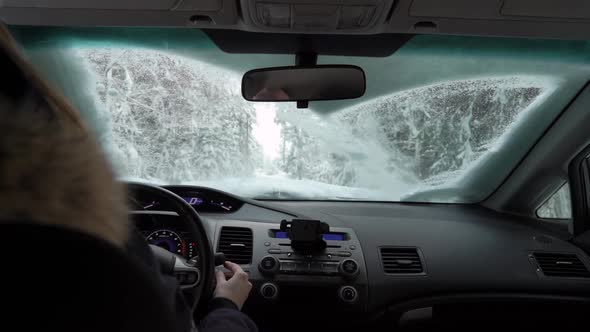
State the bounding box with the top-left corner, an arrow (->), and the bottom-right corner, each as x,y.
2,0 -> 590,331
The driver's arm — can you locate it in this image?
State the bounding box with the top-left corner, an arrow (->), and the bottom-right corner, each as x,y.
126,228 -> 196,332
126,229 -> 257,332
200,262 -> 258,332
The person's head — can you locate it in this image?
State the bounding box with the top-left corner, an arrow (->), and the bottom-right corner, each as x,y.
253,87 -> 290,101
0,24 -> 129,247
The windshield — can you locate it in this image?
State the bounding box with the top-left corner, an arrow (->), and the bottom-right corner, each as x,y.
13,27 -> 590,202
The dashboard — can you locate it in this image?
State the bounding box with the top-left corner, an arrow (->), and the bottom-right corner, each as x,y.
130,185 -> 590,329
130,186 -> 245,260
131,185 -> 244,214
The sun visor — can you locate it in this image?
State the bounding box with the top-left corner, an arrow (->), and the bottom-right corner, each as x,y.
502,0 -> 590,19
0,0 -> 236,27
1,0 -> 181,10
390,0 -> 590,40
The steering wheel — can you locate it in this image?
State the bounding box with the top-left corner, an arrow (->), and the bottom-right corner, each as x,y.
126,182 -> 215,313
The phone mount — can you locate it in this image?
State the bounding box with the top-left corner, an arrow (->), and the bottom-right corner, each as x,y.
280,219 -> 330,254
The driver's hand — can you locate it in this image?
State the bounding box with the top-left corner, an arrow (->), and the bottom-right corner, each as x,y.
214,261 -> 252,310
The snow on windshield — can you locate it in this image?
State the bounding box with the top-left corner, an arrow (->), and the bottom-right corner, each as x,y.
79,48 -> 547,201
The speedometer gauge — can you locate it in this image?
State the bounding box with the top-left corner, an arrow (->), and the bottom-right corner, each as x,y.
146,230 -> 185,256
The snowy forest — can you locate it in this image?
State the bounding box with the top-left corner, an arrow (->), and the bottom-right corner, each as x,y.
82,49 -> 261,183
78,47 -> 570,216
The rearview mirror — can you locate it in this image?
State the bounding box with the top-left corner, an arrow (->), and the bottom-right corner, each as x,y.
242,65 -> 366,103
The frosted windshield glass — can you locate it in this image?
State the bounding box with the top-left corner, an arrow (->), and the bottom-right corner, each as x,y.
17,28 -> 590,202
77,48 -> 547,200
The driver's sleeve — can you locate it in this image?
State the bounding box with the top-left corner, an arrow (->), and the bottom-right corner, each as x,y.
126,228 -> 195,332
126,228 -> 257,332
199,298 -> 258,332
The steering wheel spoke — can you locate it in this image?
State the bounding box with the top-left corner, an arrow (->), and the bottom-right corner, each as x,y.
174,258 -> 201,289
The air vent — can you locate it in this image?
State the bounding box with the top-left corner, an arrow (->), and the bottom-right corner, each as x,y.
217,227 -> 253,265
380,247 -> 424,274
533,252 -> 590,278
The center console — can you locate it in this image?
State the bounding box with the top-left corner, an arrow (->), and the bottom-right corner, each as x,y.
214,219 -> 368,312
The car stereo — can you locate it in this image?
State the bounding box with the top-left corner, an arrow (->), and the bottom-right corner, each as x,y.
259,219 -> 361,279
215,219 -> 367,307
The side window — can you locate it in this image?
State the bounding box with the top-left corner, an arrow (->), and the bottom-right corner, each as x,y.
537,183 -> 572,219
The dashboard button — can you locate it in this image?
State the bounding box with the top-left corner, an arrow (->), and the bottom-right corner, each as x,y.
337,251 -> 352,257
259,256 -> 279,274
349,245 -> 357,250
339,259 -> 360,278
295,261 -> 310,273
262,257 -> 277,269
185,272 -> 198,284
310,262 -> 323,273
264,242 -> 271,247
268,249 -> 282,254
280,261 -> 296,272
338,286 -> 358,303
260,283 -> 278,300
322,262 -> 339,274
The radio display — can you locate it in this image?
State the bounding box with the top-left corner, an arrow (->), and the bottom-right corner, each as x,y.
272,230 -> 346,241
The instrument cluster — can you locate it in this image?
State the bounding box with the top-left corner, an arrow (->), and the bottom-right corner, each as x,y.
132,212 -> 200,260
130,186 -> 244,259
132,186 -> 245,214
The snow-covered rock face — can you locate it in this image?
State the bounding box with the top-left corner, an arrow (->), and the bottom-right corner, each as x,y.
79,48 -> 548,201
